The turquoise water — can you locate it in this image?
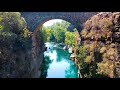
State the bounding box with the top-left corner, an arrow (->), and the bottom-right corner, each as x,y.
44,42 -> 78,78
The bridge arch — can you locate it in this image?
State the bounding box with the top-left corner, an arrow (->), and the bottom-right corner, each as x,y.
33,16 -> 77,34
31,18 -> 78,59
21,12 -> 97,32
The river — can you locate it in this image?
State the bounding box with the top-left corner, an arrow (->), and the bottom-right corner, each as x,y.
43,42 -> 78,78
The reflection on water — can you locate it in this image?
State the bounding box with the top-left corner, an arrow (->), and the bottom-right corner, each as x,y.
44,42 -> 78,78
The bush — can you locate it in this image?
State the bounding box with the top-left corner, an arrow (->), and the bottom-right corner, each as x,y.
0,12 -> 27,34
0,12 -> 31,51
97,61 -> 114,78
81,29 -> 88,36
20,27 -> 31,38
106,48 -> 115,56
100,47 -> 107,53
0,25 -> 4,31
85,56 -> 92,64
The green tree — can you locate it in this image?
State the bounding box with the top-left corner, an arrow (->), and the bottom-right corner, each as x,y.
0,12 -> 26,34
42,20 -> 76,45
0,12 -> 32,52
65,31 -> 76,47
42,26 -> 53,42
53,25 -> 66,43
42,21 -> 70,43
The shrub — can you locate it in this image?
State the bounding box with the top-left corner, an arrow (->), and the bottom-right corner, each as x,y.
0,12 -> 27,34
0,25 -> 4,31
85,56 -> 92,64
97,61 -> 114,78
106,48 -> 115,56
81,29 -> 88,36
100,47 -> 107,53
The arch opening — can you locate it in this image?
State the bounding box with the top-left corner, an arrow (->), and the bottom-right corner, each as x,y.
32,19 -> 81,78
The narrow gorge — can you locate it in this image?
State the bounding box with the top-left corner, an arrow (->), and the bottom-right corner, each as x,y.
0,12 -> 120,78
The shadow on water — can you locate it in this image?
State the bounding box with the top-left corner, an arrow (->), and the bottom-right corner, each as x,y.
40,56 -> 53,78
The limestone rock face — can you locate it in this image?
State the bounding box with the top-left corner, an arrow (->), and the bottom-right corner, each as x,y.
81,12 -> 120,78
0,33 -> 44,78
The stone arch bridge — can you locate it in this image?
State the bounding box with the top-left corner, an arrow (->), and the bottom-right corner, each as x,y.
21,12 -> 97,32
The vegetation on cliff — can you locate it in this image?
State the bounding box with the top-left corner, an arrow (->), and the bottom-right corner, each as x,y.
0,12 -> 120,78
78,12 -> 120,78
0,12 -> 32,78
